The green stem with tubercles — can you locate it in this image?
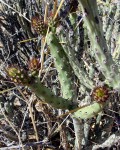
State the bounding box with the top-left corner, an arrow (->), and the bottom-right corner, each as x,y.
46,32 -> 76,100
29,78 -> 77,110
78,0 -> 120,90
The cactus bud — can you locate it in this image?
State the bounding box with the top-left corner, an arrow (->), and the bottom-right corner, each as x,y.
6,66 -> 30,84
28,57 -> 40,76
92,86 -> 109,102
31,15 -> 48,36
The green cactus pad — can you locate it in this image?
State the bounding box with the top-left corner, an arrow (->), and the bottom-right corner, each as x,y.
73,102 -> 105,119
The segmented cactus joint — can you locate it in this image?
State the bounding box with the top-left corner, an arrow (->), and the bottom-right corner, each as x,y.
92,86 -> 109,102
73,102 -> 105,119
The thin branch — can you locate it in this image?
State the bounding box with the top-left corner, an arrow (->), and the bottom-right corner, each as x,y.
0,0 -> 31,22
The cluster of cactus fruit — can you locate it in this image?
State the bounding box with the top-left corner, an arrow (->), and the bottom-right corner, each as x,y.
6,66 -> 30,85
28,57 -> 41,76
92,86 -> 109,102
31,15 -> 48,36
6,0 -> 119,120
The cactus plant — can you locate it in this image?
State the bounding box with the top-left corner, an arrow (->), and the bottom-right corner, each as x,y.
0,0 -> 120,149
6,66 -> 77,110
5,1 -> 109,120
6,64 -> 106,119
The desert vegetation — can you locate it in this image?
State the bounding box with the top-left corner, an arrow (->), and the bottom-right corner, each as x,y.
0,0 -> 120,149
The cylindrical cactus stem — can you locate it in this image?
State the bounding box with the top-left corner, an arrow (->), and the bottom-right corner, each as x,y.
102,4 -> 117,41
113,36 -> 120,62
112,2 -> 120,43
105,4 -> 117,51
46,32 -> 76,100
112,3 -> 120,60
59,33 -> 94,89
68,13 -> 81,54
28,78 -> 77,110
78,0 -> 120,90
